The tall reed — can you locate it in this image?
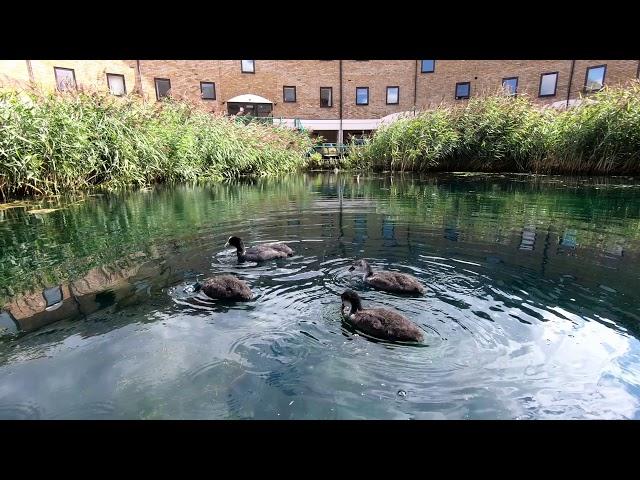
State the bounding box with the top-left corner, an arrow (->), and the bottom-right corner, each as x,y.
0,90 -> 313,200
347,82 -> 640,175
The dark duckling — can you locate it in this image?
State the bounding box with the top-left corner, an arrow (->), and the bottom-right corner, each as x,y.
225,236 -> 294,262
193,275 -> 253,301
340,290 -> 423,342
349,259 -> 425,295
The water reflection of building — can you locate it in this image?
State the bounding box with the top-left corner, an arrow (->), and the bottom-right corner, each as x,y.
444,225 -> 460,242
0,251 -> 178,334
320,212 -> 335,239
557,229 -> 578,256
602,240 -> 625,259
519,226 -> 537,251
353,214 -> 368,247
310,176 -> 637,297
382,217 -> 398,247
561,230 -> 577,248
327,195 -> 638,297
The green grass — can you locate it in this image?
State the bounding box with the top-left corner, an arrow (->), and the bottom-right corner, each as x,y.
346,81 -> 640,174
0,89 -> 313,200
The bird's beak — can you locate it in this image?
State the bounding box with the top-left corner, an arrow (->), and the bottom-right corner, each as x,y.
348,266 -> 355,272
224,241 -> 230,248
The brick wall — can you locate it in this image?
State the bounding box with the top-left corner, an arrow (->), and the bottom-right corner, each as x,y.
2,60 -> 638,119
416,60 -> 639,108
3,60 -> 138,95
136,60 -> 342,119
569,60 -> 638,99
416,60 -> 575,107
342,60 -> 415,119
137,60 -> 222,113
218,60 -> 341,120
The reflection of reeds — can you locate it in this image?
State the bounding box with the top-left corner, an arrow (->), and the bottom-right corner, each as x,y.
347,82 -> 640,175
0,90 -> 313,200
0,178 -> 316,306
341,173 -> 640,253
1,173 -> 639,307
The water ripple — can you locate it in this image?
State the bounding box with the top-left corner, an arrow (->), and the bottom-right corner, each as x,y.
1,174 -> 640,419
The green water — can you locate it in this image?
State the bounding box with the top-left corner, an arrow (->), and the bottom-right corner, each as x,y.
1,173 -> 640,419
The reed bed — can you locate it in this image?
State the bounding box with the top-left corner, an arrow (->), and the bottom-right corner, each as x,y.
346,82 -> 640,175
0,90 -> 313,200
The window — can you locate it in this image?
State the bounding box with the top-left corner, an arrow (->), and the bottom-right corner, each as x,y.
241,60 -> 255,73
356,87 -> 369,105
386,86 -> 399,104
584,65 -> 606,92
539,72 -> 558,97
106,73 -> 126,96
421,60 -> 435,73
200,82 -> 216,100
283,86 -> 296,102
54,67 -> 76,91
320,87 -> 332,107
154,78 -> 171,100
258,104 -> 273,116
502,77 -> 518,96
455,82 -> 470,100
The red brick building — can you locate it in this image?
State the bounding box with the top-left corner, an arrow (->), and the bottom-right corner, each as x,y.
1,60 -> 638,142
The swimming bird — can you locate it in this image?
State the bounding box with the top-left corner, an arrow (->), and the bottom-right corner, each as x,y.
348,259 -> 425,295
193,275 -> 253,301
225,236 -> 294,262
340,290 -> 423,342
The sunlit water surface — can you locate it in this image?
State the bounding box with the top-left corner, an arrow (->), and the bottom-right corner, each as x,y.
1,173 -> 639,419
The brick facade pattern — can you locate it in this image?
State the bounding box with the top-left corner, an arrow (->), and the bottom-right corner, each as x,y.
1,60 -> 638,120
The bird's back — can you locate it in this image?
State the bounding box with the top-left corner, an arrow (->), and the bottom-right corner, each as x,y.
201,275 -> 252,300
265,243 -> 294,256
243,245 -> 289,262
368,271 -> 425,294
351,308 -> 423,342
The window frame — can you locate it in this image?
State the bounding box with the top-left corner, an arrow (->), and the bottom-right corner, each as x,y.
320,86 -> 333,108
454,81 -> 471,100
584,64 -> 607,93
386,86 -> 400,105
283,85 -> 297,103
502,76 -> 518,97
200,81 -> 216,100
421,60 -> 435,73
106,73 -> 127,96
241,60 -> 255,74
53,66 -> 77,92
154,77 -> 172,101
356,86 -> 369,106
538,71 -> 559,98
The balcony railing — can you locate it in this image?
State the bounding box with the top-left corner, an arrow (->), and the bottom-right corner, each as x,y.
233,115 -> 276,125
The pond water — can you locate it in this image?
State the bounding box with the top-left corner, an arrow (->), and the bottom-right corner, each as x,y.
1,173 -> 640,419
